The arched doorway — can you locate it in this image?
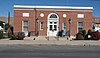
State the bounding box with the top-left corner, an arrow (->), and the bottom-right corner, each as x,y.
47,13 -> 59,36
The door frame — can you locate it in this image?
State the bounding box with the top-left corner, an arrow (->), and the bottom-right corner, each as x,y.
47,13 -> 59,36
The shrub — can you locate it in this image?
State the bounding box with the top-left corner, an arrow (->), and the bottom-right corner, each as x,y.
5,23 -> 11,30
75,30 -> 87,40
0,30 -> 3,39
10,34 -> 18,40
75,32 -> 84,40
85,29 -> 92,40
87,29 -> 92,34
10,32 -> 25,40
17,32 -> 25,40
85,34 -> 91,40
81,30 -> 86,37
7,28 -> 12,38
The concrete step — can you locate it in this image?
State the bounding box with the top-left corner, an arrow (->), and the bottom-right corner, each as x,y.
24,36 -> 67,41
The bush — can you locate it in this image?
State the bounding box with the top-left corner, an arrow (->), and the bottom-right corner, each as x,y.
87,29 -> 92,34
75,30 -> 87,40
75,32 -> 84,40
85,29 -> 92,40
75,29 -> 100,40
0,30 -> 3,39
81,30 -> 86,37
8,28 -> 12,38
10,32 -> 25,40
17,32 -> 25,40
10,34 -> 18,40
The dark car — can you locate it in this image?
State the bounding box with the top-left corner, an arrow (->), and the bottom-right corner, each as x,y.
91,31 -> 100,40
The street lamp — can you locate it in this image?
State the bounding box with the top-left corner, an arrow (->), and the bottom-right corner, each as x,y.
36,18 -> 39,23
36,18 -> 39,37
68,18 -> 72,38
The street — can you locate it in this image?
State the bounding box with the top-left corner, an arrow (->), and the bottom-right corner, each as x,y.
0,45 -> 100,58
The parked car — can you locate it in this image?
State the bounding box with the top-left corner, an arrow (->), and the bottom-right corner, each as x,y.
0,26 -> 3,30
91,31 -> 100,40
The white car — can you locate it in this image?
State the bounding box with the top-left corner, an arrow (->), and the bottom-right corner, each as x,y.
0,26 -> 3,30
95,27 -> 100,32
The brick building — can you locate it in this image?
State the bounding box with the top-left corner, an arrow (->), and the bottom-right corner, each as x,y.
14,5 -> 93,36
93,17 -> 100,32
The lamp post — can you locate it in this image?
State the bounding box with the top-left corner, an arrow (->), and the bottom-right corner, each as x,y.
36,18 -> 39,37
68,18 -> 72,38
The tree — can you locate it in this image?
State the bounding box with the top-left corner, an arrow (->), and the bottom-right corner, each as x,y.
0,30 -> 3,39
0,21 -> 3,28
5,23 -> 11,30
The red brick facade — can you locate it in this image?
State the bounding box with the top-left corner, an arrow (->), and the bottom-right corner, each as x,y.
14,5 -> 93,36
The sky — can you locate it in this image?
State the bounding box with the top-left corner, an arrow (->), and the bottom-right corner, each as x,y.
0,0 -> 100,17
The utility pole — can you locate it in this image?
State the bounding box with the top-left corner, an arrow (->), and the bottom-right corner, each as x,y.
34,8 -> 37,36
8,12 -> 10,25
8,12 -> 11,38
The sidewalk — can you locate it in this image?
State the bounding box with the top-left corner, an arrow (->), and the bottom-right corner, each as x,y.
0,36 -> 100,46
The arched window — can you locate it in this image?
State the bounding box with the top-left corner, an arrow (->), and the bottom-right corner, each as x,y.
50,14 -> 57,18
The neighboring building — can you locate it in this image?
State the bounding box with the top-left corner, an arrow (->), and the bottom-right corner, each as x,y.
0,17 -> 8,23
0,16 -> 13,32
93,17 -> 100,32
0,16 -> 13,26
14,5 -> 93,36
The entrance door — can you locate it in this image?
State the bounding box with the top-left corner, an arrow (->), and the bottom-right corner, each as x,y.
48,21 -> 58,36
47,13 -> 59,36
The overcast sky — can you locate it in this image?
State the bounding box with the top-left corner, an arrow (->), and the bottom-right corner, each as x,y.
0,0 -> 100,17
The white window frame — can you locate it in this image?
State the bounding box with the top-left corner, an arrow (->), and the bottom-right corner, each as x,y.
62,23 -> 66,30
78,22 -> 84,32
22,21 -> 28,32
22,13 -> 29,17
77,14 -> 84,18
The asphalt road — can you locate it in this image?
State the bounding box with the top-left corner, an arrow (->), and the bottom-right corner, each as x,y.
0,45 -> 100,58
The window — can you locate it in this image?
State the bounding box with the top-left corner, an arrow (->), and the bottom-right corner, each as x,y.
23,21 -> 28,32
54,22 -> 57,24
78,22 -> 83,32
62,23 -> 66,30
54,25 -> 57,31
63,14 -> 67,18
23,13 -> 29,17
50,22 -> 52,24
50,14 -> 57,18
77,14 -> 84,18
49,25 -> 52,31
40,13 -> 44,17
40,22 -> 44,30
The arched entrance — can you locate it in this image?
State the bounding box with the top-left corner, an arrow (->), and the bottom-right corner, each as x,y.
47,13 -> 59,36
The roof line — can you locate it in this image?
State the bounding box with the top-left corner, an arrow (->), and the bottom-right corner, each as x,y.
14,5 -> 93,10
